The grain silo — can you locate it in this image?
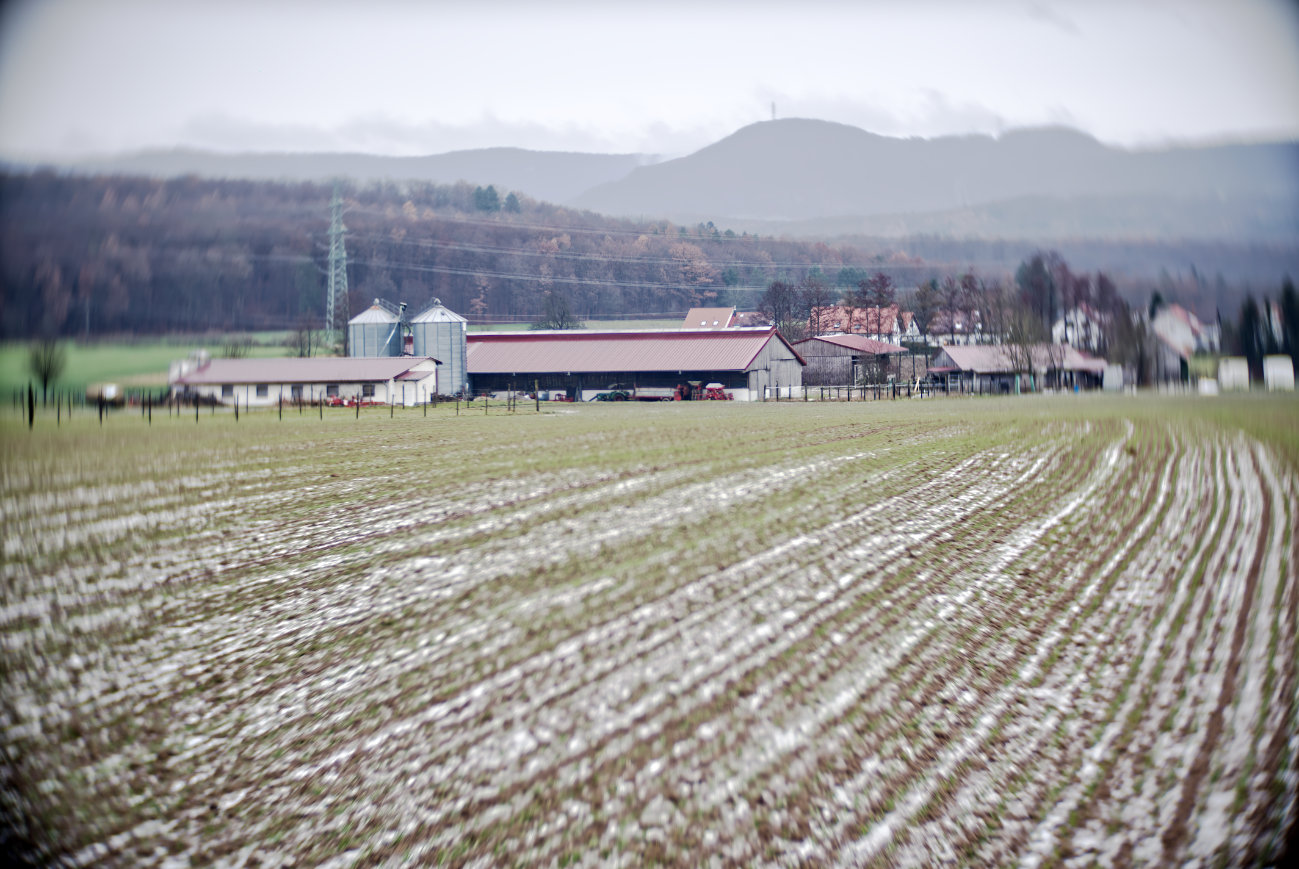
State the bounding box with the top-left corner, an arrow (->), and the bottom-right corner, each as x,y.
411,299 -> 468,396
348,300 -> 402,357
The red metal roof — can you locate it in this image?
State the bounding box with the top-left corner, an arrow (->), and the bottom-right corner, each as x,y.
797,334 -> 906,355
466,329 -> 804,374
175,357 -> 438,385
682,307 -> 736,329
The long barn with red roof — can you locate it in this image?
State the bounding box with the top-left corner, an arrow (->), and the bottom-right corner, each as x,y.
467,328 -> 805,401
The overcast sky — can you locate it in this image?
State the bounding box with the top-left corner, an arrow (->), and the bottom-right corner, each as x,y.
1,0 -> 1297,160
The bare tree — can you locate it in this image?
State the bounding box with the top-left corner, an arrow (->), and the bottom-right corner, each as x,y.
29,339 -> 66,404
908,280 -> 940,342
1003,305 -> 1047,391
286,318 -> 319,357
974,278 -> 1009,346
865,272 -> 895,342
531,290 -> 582,330
220,337 -> 253,358
843,280 -> 866,335
800,275 -> 835,337
941,275 -> 963,344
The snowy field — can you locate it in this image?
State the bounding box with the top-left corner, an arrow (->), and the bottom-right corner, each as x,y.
2,396 -> 1296,867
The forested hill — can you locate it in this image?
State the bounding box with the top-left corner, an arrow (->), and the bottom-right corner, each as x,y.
62,147 -> 647,209
0,171 -> 900,338
1,170 -> 1293,339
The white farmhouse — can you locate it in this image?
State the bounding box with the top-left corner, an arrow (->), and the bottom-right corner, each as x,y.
172,357 -> 439,407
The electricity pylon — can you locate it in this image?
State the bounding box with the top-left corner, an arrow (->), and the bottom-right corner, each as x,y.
326,182 -> 349,351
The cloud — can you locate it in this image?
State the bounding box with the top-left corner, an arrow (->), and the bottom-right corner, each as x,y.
1025,1 -> 1081,36
169,113 -> 730,158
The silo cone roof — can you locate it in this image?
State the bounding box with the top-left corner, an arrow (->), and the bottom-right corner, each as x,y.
349,302 -> 400,325
412,301 -> 467,323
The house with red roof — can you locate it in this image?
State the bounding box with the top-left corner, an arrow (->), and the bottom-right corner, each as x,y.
808,305 -> 921,343
681,307 -> 737,329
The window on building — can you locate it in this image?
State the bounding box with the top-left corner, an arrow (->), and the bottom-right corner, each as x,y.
362,384 -> 375,397
290,385 -> 302,399
256,384 -> 268,397
221,384 -> 233,398
326,384 -> 339,397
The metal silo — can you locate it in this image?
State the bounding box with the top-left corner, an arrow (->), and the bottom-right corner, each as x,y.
411,299 -> 468,396
348,300 -> 402,357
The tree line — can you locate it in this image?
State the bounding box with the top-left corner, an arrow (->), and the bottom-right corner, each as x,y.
1,171 -> 945,339
1221,277 -> 1299,380
1,170 -> 1290,354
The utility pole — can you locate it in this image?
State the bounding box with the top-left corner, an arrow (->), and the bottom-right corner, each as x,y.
327,182 -> 349,353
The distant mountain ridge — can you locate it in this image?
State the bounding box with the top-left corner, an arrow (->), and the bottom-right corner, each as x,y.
57,146 -> 651,206
570,119 -> 1299,240
31,117 -> 1299,241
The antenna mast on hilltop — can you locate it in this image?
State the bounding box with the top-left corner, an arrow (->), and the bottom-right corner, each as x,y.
326,182 -> 349,346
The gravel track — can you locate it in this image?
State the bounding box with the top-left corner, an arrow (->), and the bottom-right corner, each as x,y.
1,401 -> 1295,867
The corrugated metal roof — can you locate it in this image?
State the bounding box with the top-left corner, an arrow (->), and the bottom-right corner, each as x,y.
939,344 -> 1106,374
466,329 -> 804,374
349,301 -> 400,324
798,335 -> 906,355
175,357 -> 438,385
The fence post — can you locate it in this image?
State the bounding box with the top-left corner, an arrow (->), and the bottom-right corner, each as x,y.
535,380 -> 540,412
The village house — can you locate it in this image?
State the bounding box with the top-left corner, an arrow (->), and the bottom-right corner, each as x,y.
681,307 -> 737,329
808,304 -> 921,343
926,310 -> 983,346
1051,304 -> 1108,353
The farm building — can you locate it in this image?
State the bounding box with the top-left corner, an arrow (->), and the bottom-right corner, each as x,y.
1218,357 -> 1250,391
792,334 -> 910,385
466,328 -> 805,401
172,357 -> 439,406
929,344 -> 1106,393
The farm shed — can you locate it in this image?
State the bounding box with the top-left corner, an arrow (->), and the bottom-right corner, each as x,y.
172,357 -> 439,406
1218,357 -> 1250,391
466,328 -> 805,401
1264,355 -> 1295,391
929,344 -> 1106,393
792,334 -> 908,385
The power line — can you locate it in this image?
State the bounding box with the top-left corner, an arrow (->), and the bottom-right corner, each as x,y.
333,228 -> 942,275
